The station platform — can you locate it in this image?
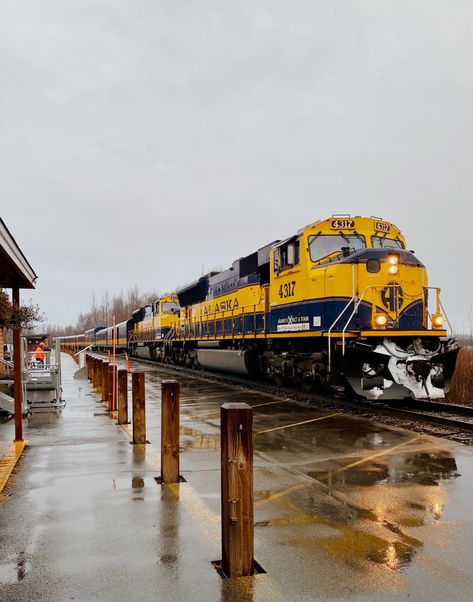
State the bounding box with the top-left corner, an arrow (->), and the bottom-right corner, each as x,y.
1,354 -> 473,601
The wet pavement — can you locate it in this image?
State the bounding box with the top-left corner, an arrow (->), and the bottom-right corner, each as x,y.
1,354 -> 473,601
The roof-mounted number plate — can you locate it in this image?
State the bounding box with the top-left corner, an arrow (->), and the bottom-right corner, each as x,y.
331,219 -> 355,229
375,221 -> 390,233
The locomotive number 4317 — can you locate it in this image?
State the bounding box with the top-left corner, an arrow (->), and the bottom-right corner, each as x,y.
279,281 -> 296,298
331,219 -> 355,229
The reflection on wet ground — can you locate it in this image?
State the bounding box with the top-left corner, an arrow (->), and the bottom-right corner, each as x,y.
26,409 -> 63,429
0,551 -> 30,584
135,362 -> 469,583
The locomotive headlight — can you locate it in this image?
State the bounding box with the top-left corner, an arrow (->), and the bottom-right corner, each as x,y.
432,313 -> 445,329
388,255 -> 399,265
374,313 -> 388,328
388,264 -> 398,275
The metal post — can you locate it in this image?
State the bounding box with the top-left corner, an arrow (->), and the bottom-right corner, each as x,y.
117,369 -> 128,425
132,372 -> 146,444
101,361 -> 109,403
221,403 -> 254,578
55,337 -> 62,389
12,286 -> 23,442
161,380 -> 180,483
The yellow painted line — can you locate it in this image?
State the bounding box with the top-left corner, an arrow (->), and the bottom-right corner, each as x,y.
255,413 -> 342,435
251,399 -> 290,409
255,481 -> 311,506
119,424 -> 132,439
141,439 -> 286,600
0,440 -> 27,494
183,399 -> 291,421
181,391 -> 245,403
324,435 -> 422,477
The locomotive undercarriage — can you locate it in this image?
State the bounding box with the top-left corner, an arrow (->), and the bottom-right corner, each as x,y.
343,337 -> 459,400
129,334 -> 459,401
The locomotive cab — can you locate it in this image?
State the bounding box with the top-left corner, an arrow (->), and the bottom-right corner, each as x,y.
267,216 -> 458,399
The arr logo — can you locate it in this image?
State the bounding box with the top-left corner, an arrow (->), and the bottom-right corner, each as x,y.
381,283 -> 403,312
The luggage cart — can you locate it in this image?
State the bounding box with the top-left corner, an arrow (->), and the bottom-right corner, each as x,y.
24,338 -> 64,411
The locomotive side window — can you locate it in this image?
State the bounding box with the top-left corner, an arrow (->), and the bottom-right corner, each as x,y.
274,239 -> 300,272
308,234 -> 365,262
371,236 -> 405,249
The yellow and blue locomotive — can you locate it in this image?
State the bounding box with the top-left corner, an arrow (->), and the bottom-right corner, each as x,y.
167,215 -> 458,400
64,215 -> 458,401
128,294 -> 180,359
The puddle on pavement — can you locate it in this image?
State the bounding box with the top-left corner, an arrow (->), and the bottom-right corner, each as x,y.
265,489 -> 424,572
254,446 -> 461,573
180,426 -> 220,450
306,450 -> 459,488
308,530 -> 419,571
0,551 -> 30,584
132,476 -> 144,488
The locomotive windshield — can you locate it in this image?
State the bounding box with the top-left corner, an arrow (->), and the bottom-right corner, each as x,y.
161,301 -> 179,313
308,234 -> 365,262
371,236 -> 405,249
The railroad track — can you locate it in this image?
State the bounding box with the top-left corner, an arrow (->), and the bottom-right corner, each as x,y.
91,352 -> 473,444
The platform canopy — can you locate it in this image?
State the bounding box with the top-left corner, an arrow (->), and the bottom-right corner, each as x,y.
0,218 -> 37,289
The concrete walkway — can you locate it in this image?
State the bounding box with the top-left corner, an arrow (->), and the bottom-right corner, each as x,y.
1,354 -> 473,601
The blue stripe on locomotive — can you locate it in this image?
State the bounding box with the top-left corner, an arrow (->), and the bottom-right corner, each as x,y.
268,298 -> 424,332
180,299 -> 424,338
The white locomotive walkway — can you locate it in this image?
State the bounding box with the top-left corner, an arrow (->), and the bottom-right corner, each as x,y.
1,354 -> 473,601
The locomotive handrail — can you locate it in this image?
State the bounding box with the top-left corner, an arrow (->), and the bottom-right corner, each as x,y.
423,286 -> 452,334
327,294 -> 357,374
340,284 -> 380,358
327,262 -> 357,374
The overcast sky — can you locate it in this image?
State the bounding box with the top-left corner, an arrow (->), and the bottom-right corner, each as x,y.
1,1 -> 472,332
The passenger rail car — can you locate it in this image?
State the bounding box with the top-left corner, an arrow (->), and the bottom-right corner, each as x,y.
95,321 -> 129,352
61,216 -> 459,401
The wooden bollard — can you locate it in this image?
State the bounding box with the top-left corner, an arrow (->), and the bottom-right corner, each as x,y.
107,364 -> 115,411
161,380 -> 180,483
221,403 -> 254,578
117,369 -> 128,424
94,359 -> 101,393
132,372 -> 146,444
101,361 -> 109,403
112,364 -> 118,411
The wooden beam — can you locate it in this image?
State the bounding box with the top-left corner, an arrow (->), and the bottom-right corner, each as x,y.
101,361 -> 109,404
220,402 -> 254,578
161,380 -> 180,483
117,369 -> 128,425
132,372 -> 146,444
12,286 -> 23,442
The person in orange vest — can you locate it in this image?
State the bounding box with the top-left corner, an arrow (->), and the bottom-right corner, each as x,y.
34,341 -> 46,366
